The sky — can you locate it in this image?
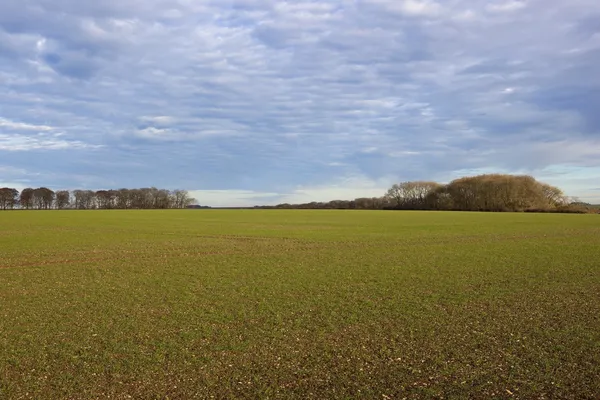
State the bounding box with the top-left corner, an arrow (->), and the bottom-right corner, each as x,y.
1,0 -> 599,206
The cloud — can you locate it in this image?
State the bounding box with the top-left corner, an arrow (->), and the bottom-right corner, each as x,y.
134,127 -> 177,140
140,116 -> 175,124
0,165 -> 42,189
0,132 -> 101,151
0,0 -> 599,203
486,1 -> 527,13
190,175 -> 391,207
0,118 -> 53,131
187,189 -> 281,208
369,0 -> 443,17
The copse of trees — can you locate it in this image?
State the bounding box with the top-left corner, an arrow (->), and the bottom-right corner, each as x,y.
262,174 -> 597,213
0,187 -> 195,210
394,175 -> 568,212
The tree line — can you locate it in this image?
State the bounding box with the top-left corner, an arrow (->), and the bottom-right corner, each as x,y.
2,174 -> 597,213
0,187 -> 195,210
259,174 -> 598,213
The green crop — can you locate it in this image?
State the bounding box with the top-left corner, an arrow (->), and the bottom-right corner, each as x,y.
1,210 -> 599,399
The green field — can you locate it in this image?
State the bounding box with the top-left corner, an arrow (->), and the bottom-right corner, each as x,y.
1,210 -> 599,399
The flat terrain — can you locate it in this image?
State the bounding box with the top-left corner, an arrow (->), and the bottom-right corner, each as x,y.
1,210 -> 599,399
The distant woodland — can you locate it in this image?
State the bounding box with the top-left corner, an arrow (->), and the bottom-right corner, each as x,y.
259,174 -> 598,214
0,174 -> 598,213
0,187 -> 195,210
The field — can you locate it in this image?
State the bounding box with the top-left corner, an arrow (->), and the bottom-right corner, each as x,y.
1,210 -> 599,399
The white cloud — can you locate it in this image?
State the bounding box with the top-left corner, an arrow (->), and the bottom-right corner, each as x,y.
190,175 -> 392,207
0,133 -> 101,151
453,9 -> 478,21
370,0 -> 443,17
279,178 -> 390,204
389,150 -> 421,157
0,118 -> 54,131
140,116 -> 175,124
187,190 -> 280,207
486,1 -> 527,13
401,0 -> 442,16
135,127 -> 176,139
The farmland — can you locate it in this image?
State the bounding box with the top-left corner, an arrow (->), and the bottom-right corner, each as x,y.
1,210 -> 599,399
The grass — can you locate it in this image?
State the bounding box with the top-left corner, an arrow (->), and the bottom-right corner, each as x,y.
0,210 -> 599,399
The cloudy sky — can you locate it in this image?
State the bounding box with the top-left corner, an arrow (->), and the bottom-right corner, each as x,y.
1,0 -> 599,206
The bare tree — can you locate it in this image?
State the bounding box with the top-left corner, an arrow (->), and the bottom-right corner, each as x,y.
96,190 -> 117,209
385,181 -> 442,209
129,188 -> 145,209
19,188 -> 34,210
32,187 -> 55,210
83,190 -> 97,209
0,188 -> 19,210
153,188 -> 172,209
354,198 -> 374,209
72,190 -> 96,209
425,186 -> 454,210
55,190 -> 71,209
115,189 -> 131,209
42,188 -> 55,209
33,188 -> 44,209
540,183 -> 567,208
170,189 -> 194,209
72,190 -> 84,209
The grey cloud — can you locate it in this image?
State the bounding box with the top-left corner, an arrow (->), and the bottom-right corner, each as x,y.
0,0 -> 599,201
571,14 -> 600,38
